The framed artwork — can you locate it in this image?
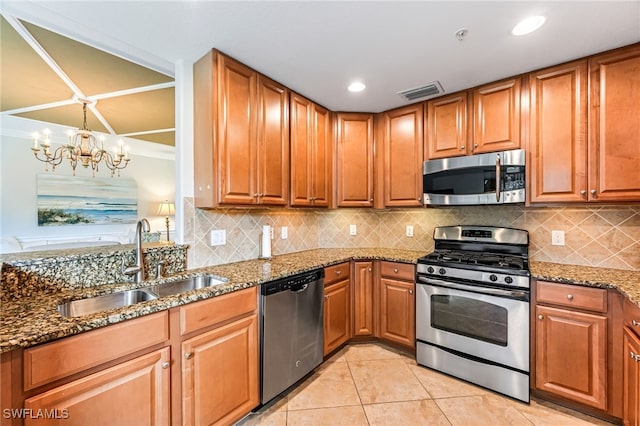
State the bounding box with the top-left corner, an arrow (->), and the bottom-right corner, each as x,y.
36,174 -> 138,226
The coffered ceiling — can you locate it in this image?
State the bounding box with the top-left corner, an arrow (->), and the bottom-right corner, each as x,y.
0,15 -> 175,147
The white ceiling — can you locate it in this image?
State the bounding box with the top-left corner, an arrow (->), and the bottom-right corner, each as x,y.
2,1 -> 640,113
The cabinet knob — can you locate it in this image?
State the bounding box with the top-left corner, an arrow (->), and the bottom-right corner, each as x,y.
538,315 -> 544,320
394,268 -> 399,273
324,295 -> 329,300
460,145 -> 465,150
336,270 -> 341,275
417,196 -> 422,201
370,198 -> 374,202
409,289 -> 413,295
580,190 -> 587,196
590,189 -> 597,196
161,361 -> 170,369
368,268 -> 372,272
632,320 -> 640,327
631,351 -> 640,362
474,143 -> 478,148
567,294 -> 574,301
185,352 -> 193,360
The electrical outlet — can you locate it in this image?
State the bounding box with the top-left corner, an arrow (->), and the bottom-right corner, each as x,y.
406,225 -> 414,237
210,229 -> 226,246
281,226 -> 288,240
551,230 -> 565,246
349,224 -> 357,236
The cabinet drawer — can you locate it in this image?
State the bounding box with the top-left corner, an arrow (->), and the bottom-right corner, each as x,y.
324,263 -> 350,286
380,261 -> 415,282
624,298 -> 640,337
536,281 -> 607,313
180,287 -> 257,335
24,311 -> 169,391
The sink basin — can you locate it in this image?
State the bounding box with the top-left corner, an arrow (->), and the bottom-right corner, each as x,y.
57,274 -> 228,317
150,274 -> 228,297
58,289 -> 158,317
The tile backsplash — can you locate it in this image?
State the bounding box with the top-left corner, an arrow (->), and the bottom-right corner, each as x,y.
184,198 -> 640,271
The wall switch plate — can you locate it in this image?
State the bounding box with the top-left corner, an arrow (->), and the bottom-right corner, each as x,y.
551,230 -> 565,246
281,226 -> 288,240
406,225 -> 414,237
349,224 -> 357,236
210,229 -> 226,246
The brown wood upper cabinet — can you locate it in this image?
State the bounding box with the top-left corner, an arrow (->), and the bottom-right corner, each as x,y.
589,44 -> 640,202
335,113 -> 374,207
528,60 -> 588,203
290,93 -> 332,207
426,92 -> 468,159
375,104 -> 424,207
426,77 -> 521,160
193,50 -> 289,208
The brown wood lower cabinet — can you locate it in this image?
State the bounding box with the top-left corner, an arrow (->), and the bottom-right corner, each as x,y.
352,261 -> 374,336
24,348 -> 170,426
624,327 -> 640,426
323,275 -> 351,355
181,314 -> 258,426
378,262 -> 415,350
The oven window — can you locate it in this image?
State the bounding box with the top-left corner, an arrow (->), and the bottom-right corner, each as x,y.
431,294 -> 508,346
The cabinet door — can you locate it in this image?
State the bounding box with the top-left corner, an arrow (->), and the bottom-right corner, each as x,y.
426,92 -> 468,159
324,279 -> 351,355
589,45 -> 640,202
257,75 -> 289,205
379,278 -> 415,349
624,327 -> 640,426
290,93 -> 313,206
217,55 -> 258,205
353,261 -> 374,336
535,305 -> 607,409
529,61 -> 588,203
336,113 -> 374,207
473,78 -> 521,154
182,315 -> 259,426
381,104 -> 424,207
311,105 -> 332,207
24,348 -> 170,426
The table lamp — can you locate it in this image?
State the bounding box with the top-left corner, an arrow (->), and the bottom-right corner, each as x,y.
157,200 -> 175,241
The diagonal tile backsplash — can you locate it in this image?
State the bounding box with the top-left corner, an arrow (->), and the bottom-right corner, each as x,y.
183,198 -> 640,271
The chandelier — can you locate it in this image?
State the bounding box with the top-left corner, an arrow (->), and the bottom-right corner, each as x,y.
31,102 -> 130,177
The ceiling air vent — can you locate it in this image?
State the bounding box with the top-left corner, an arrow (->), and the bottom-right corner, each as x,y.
397,81 -> 444,101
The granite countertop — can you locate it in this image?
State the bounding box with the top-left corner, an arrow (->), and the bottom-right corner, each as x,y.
0,248 -> 425,354
2,249 -> 638,354
530,261 -> 640,305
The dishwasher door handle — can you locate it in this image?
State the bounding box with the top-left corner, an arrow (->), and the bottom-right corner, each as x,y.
290,283 -> 309,293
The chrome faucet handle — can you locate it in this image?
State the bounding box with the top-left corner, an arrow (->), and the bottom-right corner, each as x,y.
121,257 -> 140,277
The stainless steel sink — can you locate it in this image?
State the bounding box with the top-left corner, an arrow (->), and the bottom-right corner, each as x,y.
57,274 -> 228,317
58,289 -> 158,317
149,275 -> 228,297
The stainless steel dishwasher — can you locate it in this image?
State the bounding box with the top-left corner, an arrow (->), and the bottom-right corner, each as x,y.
260,269 -> 324,404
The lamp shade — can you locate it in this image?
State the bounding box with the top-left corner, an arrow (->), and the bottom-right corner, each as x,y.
157,200 -> 175,216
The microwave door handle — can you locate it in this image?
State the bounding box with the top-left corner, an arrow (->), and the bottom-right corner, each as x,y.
495,154 -> 501,202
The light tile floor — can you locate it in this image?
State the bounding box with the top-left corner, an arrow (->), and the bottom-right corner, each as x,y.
239,343 -> 614,426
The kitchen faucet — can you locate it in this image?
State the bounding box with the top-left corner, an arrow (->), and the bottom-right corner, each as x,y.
122,218 -> 150,284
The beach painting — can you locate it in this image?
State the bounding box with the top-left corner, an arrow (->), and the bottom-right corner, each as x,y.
37,174 -> 138,226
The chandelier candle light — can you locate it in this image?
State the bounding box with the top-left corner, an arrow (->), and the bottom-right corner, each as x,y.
31,102 -> 130,177
157,200 -> 175,242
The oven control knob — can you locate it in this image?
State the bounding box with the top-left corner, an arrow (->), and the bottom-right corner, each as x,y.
489,274 -> 498,282
427,266 -> 435,274
505,276 -> 513,284
438,268 -> 446,275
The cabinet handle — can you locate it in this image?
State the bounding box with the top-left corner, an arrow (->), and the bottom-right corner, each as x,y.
336,270 -> 341,275
632,320 -> 640,326
161,361 -> 170,369
394,268 -> 399,273
631,351 -> 640,362
538,315 -> 544,320
567,294 -> 574,301
185,352 -> 193,360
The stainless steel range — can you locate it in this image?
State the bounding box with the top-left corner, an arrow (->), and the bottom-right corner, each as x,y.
416,225 -> 531,402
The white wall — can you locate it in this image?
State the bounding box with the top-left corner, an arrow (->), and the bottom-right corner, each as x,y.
0,133 -> 175,243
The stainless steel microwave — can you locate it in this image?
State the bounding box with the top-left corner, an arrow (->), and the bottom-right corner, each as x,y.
423,149 -> 525,205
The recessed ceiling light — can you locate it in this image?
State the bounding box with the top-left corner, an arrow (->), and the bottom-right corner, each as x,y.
348,82 -> 366,93
512,15 -> 546,36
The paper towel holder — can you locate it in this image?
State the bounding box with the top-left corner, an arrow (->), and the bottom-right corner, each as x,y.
259,224 -> 272,260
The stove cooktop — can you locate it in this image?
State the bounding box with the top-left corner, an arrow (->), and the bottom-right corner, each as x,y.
419,249 -> 528,273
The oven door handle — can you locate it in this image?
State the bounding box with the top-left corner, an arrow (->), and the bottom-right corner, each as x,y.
417,276 -> 529,300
